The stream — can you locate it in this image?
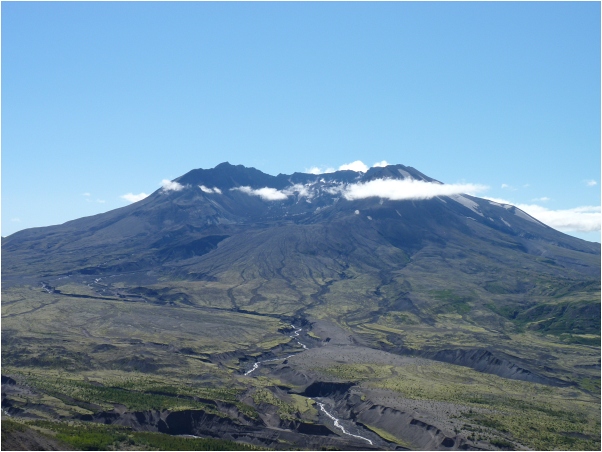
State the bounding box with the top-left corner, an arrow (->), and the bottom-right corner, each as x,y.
315,401 -> 373,445
243,324 -> 375,447
244,324 -> 305,376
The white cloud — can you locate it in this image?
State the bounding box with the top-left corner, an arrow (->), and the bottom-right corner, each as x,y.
232,184 -> 311,201
82,192 -> 91,197
323,184 -> 345,195
96,199 -> 106,204
585,179 -> 597,187
121,192 -> 149,203
485,197 -> 600,233
306,166 -> 336,175
233,186 -> 289,201
306,167 -> 323,175
339,160 -> 369,172
372,160 -> 390,168
516,204 -> 600,232
501,183 -> 517,190
532,197 -> 550,202
161,179 -> 184,192
309,160 -> 390,173
199,185 -> 221,194
342,178 -> 489,201
285,184 -> 310,198
10,218 -> 21,222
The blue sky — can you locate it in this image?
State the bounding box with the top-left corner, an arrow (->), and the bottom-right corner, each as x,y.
2,1 -> 600,241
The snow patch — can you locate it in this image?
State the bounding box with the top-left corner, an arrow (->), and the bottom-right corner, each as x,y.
397,168 -> 413,179
450,195 -> 484,217
514,208 -> 539,224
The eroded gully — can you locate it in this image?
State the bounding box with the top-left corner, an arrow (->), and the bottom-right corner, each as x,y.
244,324 -> 374,446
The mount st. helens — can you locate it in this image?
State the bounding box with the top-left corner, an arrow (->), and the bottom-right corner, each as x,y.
2,163 -> 600,451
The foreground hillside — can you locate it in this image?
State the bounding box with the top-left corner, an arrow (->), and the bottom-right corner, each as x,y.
2,163 -> 600,450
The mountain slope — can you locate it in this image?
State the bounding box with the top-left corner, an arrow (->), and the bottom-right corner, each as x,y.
2,163 -> 600,451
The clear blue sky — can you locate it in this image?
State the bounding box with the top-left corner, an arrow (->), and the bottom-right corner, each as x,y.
2,1 -> 600,241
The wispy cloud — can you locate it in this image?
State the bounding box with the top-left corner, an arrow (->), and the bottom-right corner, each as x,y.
532,197 -> 550,202
10,218 -> 21,223
339,160 -> 369,172
161,179 -> 184,192
585,179 -> 597,187
342,179 -> 488,201
121,192 -> 149,203
83,193 -> 106,204
501,183 -> 517,190
199,185 -> 222,194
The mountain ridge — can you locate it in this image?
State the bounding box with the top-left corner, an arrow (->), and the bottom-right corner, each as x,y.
2,162 -> 600,451
2,162 -> 598,284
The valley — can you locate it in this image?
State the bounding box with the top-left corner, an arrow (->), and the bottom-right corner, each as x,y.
2,163 -> 600,450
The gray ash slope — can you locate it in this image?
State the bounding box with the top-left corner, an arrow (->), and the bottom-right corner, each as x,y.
2,162 -> 599,284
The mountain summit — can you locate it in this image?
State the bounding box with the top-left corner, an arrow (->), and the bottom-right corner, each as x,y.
2,163 -> 600,450
2,162 -> 598,283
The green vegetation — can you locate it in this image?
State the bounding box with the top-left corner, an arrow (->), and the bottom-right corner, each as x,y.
317,360 -> 600,451
362,424 -> 412,449
27,420 -> 263,451
430,289 -> 473,315
1,369 -> 259,422
251,388 -> 316,421
1,419 -> 27,436
2,213 -> 599,451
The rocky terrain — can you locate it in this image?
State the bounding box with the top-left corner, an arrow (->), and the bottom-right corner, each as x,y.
2,163 -> 600,450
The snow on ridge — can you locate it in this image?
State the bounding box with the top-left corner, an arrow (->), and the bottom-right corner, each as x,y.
500,217 -> 512,228
450,194 -> 484,217
513,207 -> 540,224
397,168 -> 413,180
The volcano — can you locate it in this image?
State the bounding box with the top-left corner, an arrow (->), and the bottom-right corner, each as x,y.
2,163 -> 600,451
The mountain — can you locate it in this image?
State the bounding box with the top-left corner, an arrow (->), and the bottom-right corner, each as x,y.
2,163 -> 600,451
2,162 -> 598,282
